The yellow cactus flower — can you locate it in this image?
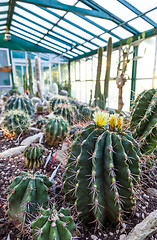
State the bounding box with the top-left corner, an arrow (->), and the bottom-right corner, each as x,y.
117,116 -> 123,132
109,114 -> 117,130
93,111 -> 109,127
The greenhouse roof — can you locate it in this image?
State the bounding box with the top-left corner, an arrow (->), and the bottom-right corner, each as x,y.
0,0 -> 157,61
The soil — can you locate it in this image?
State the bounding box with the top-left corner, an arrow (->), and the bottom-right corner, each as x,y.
0,123 -> 157,240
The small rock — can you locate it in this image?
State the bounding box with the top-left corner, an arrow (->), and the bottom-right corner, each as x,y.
136,212 -> 140,218
143,193 -> 149,199
147,188 -> 157,198
141,213 -> 145,219
119,234 -> 126,240
109,232 -> 114,236
91,235 -> 98,240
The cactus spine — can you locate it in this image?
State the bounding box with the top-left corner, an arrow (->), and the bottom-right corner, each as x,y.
64,112 -> 141,226
31,205 -> 76,240
104,37 -> 112,108
24,144 -> 45,169
7,171 -> 52,223
44,116 -> 68,146
131,88 -> 157,154
28,57 -> 33,98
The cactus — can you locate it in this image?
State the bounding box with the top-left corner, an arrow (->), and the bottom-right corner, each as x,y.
7,171 -> 52,223
44,115 -> 68,146
69,125 -> 83,140
104,37 -> 112,108
131,88 -> 157,154
54,103 -> 79,125
24,144 -> 45,169
80,106 -> 92,121
49,96 -> 69,112
64,112 -> 141,226
36,104 -> 43,114
28,57 -> 34,98
31,205 -> 76,240
5,95 -> 34,116
36,116 -> 46,129
35,56 -> 45,102
1,110 -> 31,137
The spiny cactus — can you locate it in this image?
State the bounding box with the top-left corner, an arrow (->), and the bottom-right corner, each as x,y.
24,144 -> 45,169
69,125 -> 83,140
28,57 -> 34,98
44,115 -> 68,146
7,171 -> 52,223
31,205 -> 76,240
80,106 -> 92,121
5,95 -> 34,116
54,103 -> 79,125
1,110 -> 31,137
131,88 -> 157,154
49,96 -> 69,112
36,104 -> 43,114
36,116 -> 46,129
64,112 -> 141,226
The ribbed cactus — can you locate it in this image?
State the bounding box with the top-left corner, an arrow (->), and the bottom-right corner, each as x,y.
36,104 -> 43,114
36,116 -> 46,129
49,96 -> 69,112
80,106 -> 92,121
69,125 -> 83,140
7,171 -> 52,223
44,116 -> 68,146
5,95 -> 34,116
24,144 -> 45,169
104,37 -> 112,108
64,112 -> 141,226
28,57 -> 34,98
54,103 -> 79,125
31,205 -> 76,240
1,110 -> 31,137
131,88 -> 157,154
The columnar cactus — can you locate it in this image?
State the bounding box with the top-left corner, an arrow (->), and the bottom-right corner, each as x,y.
1,110 -> 31,137
24,144 -> 45,169
7,171 -> 52,223
44,116 -> 68,146
131,88 -> 157,154
64,112 -> 141,226
5,95 -> 34,116
49,96 -> 69,112
54,103 -> 79,125
31,205 -> 76,240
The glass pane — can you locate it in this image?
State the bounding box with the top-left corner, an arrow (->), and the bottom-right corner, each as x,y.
38,43 -> 62,54
91,38 -> 106,46
66,51 -> 78,57
58,0 -> 78,5
86,58 -> 92,80
111,27 -> 133,38
0,20 -> 6,25
70,61 -> 75,82
10,30 -> 37,44
49,31 -> 72,44
83,42 -> 98,50
127,0 -> 157,12
136,79 -> 155,97
110,49 -> 119,78
0,26 -> 5,30
42,66 -> 50,93
101,33 -> 119,43
146,9 -> 157,23
0,14 -> 7,19
10,26 -> 40,41
129,17 -> 153,31
72,48 -> 84,55
61,63 -> 68,83
44,36 -> 68,49
15,65 -> 23,87
75,61 -> 80,80
0,6 -> 8,12
76,2 -> 92,10
51,63 -> 59,83
63,53 -> 73,58
87,16 -> 118,29
77,45 -> 89,52
0,49 -> 10,86
80,59 -> 86,81
48,8 -> 66,17
41,39 -> 65,52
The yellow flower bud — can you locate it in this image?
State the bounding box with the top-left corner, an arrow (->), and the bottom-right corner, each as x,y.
109,114 -> 117,131
93,111 -> 109,127
117,116 -> 123,132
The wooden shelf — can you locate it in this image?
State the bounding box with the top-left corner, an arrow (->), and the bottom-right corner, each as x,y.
0,66 -> 12,72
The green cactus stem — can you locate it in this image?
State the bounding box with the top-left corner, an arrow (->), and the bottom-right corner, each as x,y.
24,144 -> 45,169
131,88 -> 157,154
28,57 -> 34,98
49,96 -> 69,112
7,171 -> 52,223
31,205 -> 76,240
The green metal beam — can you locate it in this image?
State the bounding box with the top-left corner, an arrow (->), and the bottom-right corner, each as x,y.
71,27 -> 157,62
130,46 -> 138,107
6,0 -> 16,32
18,0 -> 113,19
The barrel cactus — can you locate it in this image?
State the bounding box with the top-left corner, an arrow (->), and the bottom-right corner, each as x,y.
80,106 -> 92,121
31,205 -> 76,240
131,88 -> 157,154
24,144 -> 45,169
69,125 -> 83,140
1,110 -> 31,138
36,116 -> 46,129
7,171 -> 52,223
64,112 -> 141,226
49,96 -> 69,111
44,116 -> 68,146
54,103 -> 79,125
5,95 -> 34,116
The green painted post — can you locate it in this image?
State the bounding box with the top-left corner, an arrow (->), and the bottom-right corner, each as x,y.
9,49 -> 15,89
130,46 -> 138,108
68,61 -> 71,97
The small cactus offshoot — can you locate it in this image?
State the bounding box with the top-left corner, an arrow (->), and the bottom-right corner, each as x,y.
31,205 -> 76,240
24,144 -> 45,169
49,96 -> 69,112
36,116 -> 46,129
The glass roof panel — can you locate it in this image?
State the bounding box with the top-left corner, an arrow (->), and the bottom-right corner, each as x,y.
53,26 -> 84,44
49,31 -> 72,44
101,33 -> 119,43
44,36 -> 69,49
0,30 -> 5,34
72,48 -> 84,55
38,42 -> 62,54
75,2 -> 92,10
77,45 -> 90,52
0,14 -> 7,19
10,26 -> 41,41
83,42 -> 98,50
13,15 -> 48,33
64,13 -> 104,35
94,0 -> 137,21
129,18 -> 154,32
87,16 -> 118,29
17,2 -> 59,24
146,9 -> 157,23
127,0 -> 157,12
12,21 -> 44,38
62,53 -> 73,59
0,6 -> 9,12
10,30 -> 37,44
40,39 -> 66,52
14,7 -> 53,29
58,20 -> 93,40
58,0 -> 78,5
48,8 -> 66,17
0,26 -> 5,30
111,27 -> 133,38
0,20 -> 6,25
1,0 -> 9,3
66,51 -> 78,57
91,38 -> 106,46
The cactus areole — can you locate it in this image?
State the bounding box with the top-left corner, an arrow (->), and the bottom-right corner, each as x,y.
64,112 -> 141,226
131,88 -> 157,154
31,205 -> 76,240
7,171 -> 52,223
